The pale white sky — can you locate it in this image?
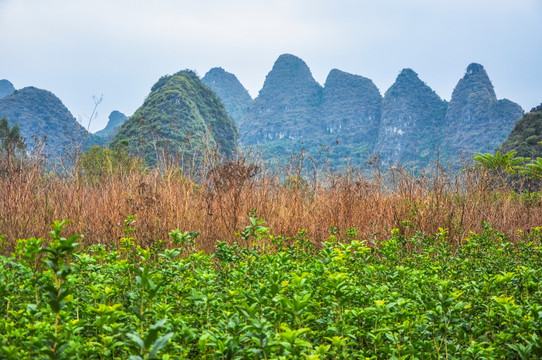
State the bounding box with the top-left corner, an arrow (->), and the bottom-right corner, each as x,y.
1,0 -> 541,132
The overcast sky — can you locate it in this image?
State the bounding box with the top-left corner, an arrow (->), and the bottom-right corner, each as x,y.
1,0 -> 541,132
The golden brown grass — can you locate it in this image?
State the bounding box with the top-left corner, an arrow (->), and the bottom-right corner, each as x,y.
1,157 -> 541,254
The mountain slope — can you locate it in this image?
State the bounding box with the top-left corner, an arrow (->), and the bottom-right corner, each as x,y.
0,80 -> 15,99
109,70 -> 238,167
0,86 -> 89,158
500,104 -> 542,158
374,69 -> 448,168
201,67 -> 252,125
320,69 -> 382,164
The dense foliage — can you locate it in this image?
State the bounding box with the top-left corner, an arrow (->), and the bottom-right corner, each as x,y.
76,145 -> 146,184
110,70 -> 238,168
500,104 -> 542,159
0,117 -> 26,158
2,219 -> 542,359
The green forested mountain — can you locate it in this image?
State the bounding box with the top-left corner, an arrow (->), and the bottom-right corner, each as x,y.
94,110 -> 127,140
375,69 -> 448,169
0,80 -> 15,99
441,63 -> 524,164
0,86 -> 89,158
110,70 -> 238,167
500,104 -> 542,158
201,67 -> 252,125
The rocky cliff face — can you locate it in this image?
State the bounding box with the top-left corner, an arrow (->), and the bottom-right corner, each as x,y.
500,103 -> 542,158
0,86 -> 89,158
202,67 -> 252,126
110,70 -> 238,167
321,69 -> 382,147
240,54 -> 323,147
317,69 -> 382,165
94,110 -> 127,140
441,63 -> 523,162
239,55 -> 385,167
375,69 -> 448,168
0,80 -> 16,99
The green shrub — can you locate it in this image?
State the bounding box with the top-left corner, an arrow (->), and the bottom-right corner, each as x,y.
77,145 -> 145,183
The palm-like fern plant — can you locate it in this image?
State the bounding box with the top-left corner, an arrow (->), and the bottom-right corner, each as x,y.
473,150 -> 529,174
522,157 -> 542,180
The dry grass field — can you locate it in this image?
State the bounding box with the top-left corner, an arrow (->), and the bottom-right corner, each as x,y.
1,155 -> 541,254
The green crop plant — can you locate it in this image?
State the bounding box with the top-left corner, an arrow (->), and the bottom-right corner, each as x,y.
2,219 -> 542,358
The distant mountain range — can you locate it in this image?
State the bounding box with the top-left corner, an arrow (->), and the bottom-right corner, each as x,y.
208,54 -> 524,170
0,55 -> 532,171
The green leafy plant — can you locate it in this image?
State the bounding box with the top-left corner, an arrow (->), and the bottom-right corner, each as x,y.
2,221 -> 542,358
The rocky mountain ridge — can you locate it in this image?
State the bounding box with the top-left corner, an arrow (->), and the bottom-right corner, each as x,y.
375,68 -> 448,169
240,54 -> 324,147
441,63 -> 524,164
210,54 -> 524,170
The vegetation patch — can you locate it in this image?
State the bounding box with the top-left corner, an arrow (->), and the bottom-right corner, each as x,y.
1,219 -> 542,359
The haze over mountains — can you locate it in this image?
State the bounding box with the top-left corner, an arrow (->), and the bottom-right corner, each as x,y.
0,54 -> 532,170
94,111 -> 127,140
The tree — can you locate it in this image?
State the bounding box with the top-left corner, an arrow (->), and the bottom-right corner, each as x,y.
471,150 -> 530,190
0,117 -> 26,171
